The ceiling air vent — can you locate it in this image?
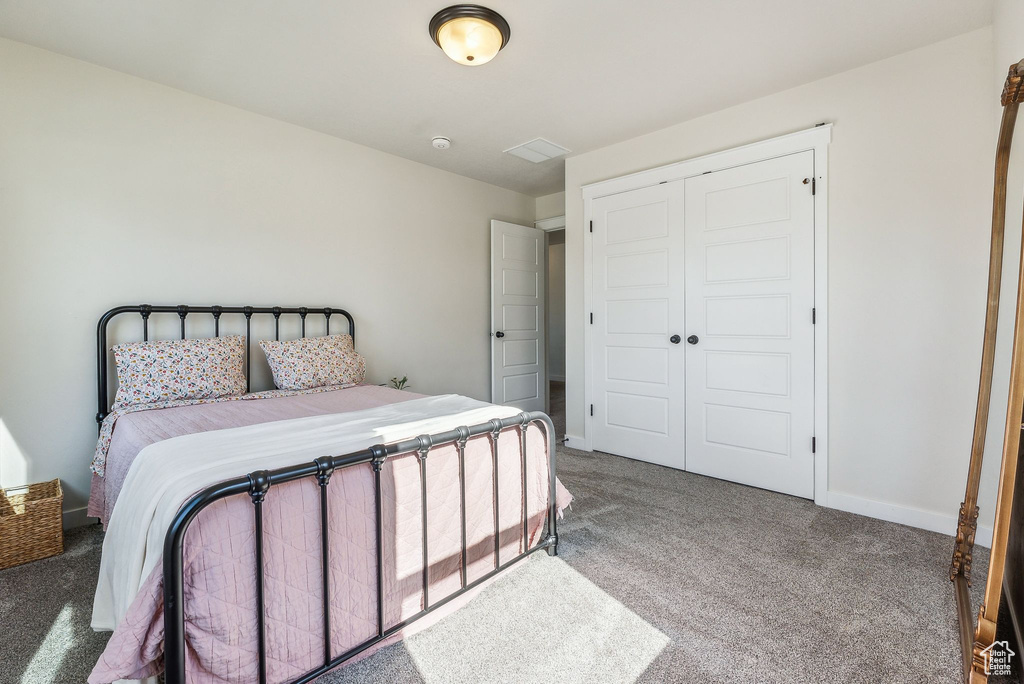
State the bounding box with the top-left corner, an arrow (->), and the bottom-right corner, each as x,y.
503,138 -> 570,163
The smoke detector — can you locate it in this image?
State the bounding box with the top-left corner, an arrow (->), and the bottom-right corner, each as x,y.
432,136 -> 451,150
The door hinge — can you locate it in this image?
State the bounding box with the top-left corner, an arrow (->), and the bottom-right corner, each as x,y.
812,307 -> 816,324
589,220 -> 593,233
812,437 -> 816,453
590,404 -> 594,417
590,312 -> 594,324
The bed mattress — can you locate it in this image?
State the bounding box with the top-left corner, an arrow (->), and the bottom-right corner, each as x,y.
88,385 -> 424,525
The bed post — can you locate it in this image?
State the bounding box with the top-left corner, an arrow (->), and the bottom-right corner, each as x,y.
163,520 -> 187,684
532,411 -> 559,557
163,476 -> 255,684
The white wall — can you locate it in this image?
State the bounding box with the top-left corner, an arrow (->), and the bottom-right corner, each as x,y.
535,192 -> 566,221
547,235 -> 566,382
537,193 -> 567,385
564,29 -> 997,532
0,39 -> 536,524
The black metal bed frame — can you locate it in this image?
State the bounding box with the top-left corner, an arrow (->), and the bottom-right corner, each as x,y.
96,305 -> 558,684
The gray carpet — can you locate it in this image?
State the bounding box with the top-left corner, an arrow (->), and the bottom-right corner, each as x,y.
0,382 -> 991,683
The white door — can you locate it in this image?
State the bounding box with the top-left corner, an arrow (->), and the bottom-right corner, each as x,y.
683,151 -> 815,498
591,182 -> 686,468
491,220 -> 546,412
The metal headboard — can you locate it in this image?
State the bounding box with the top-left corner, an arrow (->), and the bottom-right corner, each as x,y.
96,305 -> 355,425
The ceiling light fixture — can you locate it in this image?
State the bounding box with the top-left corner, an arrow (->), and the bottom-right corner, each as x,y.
429,5 -> 510,67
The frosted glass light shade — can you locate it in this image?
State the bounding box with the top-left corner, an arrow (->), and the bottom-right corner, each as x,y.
436,17 -> 503,65
429,6 -> 510,67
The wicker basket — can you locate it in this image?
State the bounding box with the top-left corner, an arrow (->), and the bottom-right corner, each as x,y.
0,479 -> 64,570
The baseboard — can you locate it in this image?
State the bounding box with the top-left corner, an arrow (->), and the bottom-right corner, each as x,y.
62,506 -> 92,530
564,435 -> 587,450
825,492 -> 993,548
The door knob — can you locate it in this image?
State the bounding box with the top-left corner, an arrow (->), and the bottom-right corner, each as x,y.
687,335 -> 699,345
495,331 -> 505,338
670,335 -> 681,344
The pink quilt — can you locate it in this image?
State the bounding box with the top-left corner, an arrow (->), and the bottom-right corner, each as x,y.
88,386 -> 423,525
89,389 -> 570,683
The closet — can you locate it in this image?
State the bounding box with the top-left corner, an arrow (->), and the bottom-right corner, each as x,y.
583,129 -> 827,499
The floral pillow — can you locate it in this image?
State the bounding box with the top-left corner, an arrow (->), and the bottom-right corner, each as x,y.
259,334 -> 365,391
111,335 -> 247,409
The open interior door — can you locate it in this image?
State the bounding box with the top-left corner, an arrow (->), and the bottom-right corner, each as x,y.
491,219 -> 546,412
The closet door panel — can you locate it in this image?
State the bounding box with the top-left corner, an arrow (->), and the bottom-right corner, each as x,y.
591,182 -> 686,468
683,150 -> 816,498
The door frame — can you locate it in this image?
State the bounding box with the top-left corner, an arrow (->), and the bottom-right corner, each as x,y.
534,215 -> 566,414
581,124 -> 831,505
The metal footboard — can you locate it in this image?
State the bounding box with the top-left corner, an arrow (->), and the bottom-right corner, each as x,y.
162,411 -> 559,684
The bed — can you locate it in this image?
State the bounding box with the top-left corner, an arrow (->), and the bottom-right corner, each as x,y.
87,304 -> 570,684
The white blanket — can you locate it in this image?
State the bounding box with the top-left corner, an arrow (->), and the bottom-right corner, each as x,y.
92,394 -> 521,631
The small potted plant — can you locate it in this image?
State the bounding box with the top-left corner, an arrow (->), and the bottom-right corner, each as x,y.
389,376 -> 409,391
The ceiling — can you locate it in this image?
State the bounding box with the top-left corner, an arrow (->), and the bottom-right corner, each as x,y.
0,1 -> 994,196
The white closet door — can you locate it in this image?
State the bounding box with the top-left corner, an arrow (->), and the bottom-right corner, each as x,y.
491,220 -> 546,412
591,182 -> 686,468
683,150 -> 815,498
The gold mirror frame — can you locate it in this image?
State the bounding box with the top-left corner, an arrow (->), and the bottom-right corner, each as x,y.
952,58 -> 1024,683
